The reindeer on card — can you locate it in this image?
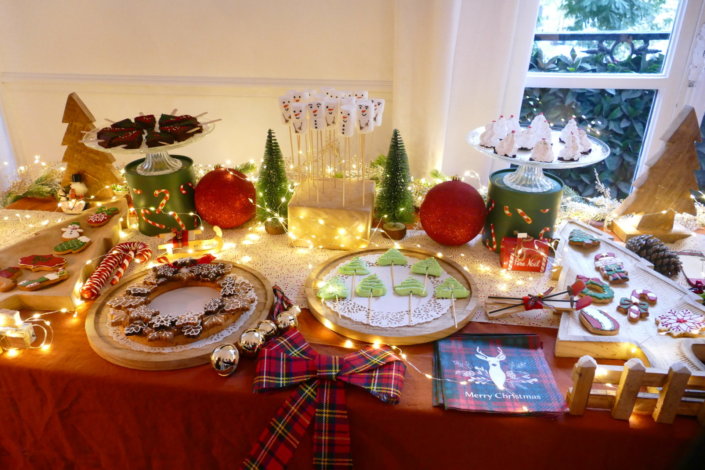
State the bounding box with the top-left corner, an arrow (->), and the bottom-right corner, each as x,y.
475,347 -> 507,390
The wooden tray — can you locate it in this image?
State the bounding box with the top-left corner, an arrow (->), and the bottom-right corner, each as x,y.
0,199 -> 128,311
555,220 -> 705,370
85,261 -> 272,370
305,248 -> 479,345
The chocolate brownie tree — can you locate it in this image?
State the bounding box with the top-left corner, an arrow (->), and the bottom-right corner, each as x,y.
256,129 -> 291,232
61,92 -> 122,200
375,129 -> 414,224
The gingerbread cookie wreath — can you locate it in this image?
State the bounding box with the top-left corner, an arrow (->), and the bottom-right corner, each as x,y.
106,257 -> 256,347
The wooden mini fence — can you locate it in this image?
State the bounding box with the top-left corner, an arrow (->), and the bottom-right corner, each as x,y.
567,355 -> 705,424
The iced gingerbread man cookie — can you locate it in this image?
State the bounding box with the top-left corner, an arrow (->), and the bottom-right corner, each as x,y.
594,252 -> 629,284
655,308 -> 705,337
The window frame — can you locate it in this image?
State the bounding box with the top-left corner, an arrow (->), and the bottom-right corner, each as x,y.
521,0 -> 705,188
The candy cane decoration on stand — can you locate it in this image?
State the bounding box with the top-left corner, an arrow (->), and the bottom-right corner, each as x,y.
487,199 -> 495,213
485,223 -> 498,251
141,208 -> 167,230
80,242 -> 152,299
538,226 -> 551,239
503,205 -> 512,217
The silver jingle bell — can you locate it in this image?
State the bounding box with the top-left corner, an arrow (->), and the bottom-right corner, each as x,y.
276,311 -> 299,330
210,343 -> 240,377
256,319 -> 278,341
238,328 -> 265,356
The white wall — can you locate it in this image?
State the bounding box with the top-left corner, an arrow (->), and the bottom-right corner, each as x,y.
0,0 -> 394,173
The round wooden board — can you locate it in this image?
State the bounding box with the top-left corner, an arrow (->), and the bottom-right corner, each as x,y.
85,261 -> 273,370
305,248 -> 479,345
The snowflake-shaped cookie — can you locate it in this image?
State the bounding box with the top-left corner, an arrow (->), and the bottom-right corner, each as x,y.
203,313 -> 226,329
147,329 -> 175,342
150,313 -> 175,330
223,297 -> 249,314
126,284 -> 155,296
107,295 -> 147,310
128,305 -> 158,323
203,297 -> 224,315
182,322 -> 203,338
109,309 -> 129,327
655,308 -> 705,337
175,312 -> 202,327
125,321 -> 146,336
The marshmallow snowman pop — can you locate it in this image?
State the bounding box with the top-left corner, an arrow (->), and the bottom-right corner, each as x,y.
278,95 -> 295,165
357,99 -> 375,206
339,104 -> 356,206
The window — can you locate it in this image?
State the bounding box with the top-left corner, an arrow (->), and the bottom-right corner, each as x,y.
521,0 -> 698,199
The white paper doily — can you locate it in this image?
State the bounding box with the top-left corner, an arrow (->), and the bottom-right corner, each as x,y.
320,254 -> 453,328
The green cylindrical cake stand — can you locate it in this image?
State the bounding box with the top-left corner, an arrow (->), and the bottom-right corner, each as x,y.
124,155 -> 198,236
482,169 -> 563,252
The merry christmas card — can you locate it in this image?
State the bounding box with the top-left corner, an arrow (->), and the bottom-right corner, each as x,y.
433,334 -> 565,415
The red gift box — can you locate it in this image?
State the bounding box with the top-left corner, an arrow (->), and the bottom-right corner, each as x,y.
500,236 -> 550,272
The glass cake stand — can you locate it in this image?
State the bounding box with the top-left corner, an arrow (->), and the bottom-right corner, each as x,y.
83,122 -> 216,176
466,127 -> 610,192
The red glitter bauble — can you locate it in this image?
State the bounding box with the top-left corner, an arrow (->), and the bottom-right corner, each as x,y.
195,167 -> 255,228
419,179 -> 486,246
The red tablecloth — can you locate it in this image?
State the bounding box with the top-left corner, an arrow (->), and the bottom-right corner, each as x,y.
1,310 -> 701,470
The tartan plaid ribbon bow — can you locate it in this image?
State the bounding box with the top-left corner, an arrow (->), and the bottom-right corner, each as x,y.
242,329 -> 406,470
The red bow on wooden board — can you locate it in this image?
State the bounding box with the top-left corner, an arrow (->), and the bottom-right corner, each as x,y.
241,329 -> 406,470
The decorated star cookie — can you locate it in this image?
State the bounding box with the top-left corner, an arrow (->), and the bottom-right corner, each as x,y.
411,257 -> 443,277
394,277 -> 427,296
317,277 -> 349,300
19,254 -> 67,271
17,269 -> 69,291
338,257 -> 370,276
579,306 -> 620,336
87,207 -> 120,227
54,236 -> 92,254
568,229 -> 600,248
434,277 -> 470,299
377,249 -> 408,266
61,222 -> 84,240
655,308 -> 705,337
0,266 -> 21,292
355,274 -> 386,297
576,276 -> 614,304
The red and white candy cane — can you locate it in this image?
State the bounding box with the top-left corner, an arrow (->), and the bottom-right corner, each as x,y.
141,208 -> 167,229
538,226 -> 551,239
631,289 -> 657,304
110,242 -> 152,285
179,182 -> 195,195
516,208 -> 533,224
154,189 -> 187,230
503,205 -> 512,217
487,199 -> 495,213
540,208 -> 550,214
485,223 -> 497,251
132,188 -> 143,195
80,248 -> 126,300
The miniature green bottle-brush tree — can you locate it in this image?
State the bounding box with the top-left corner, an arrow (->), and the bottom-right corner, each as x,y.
376,129 -> 415,236
257,129 -> 291,234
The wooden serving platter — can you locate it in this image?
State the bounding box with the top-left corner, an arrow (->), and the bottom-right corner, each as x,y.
85,261 -> 272,370
305,248 -> 479,345
0,199 -> 128,311
555,220 -> 705,370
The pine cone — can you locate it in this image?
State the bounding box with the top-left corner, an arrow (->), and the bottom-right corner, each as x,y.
626,235 -> 682,278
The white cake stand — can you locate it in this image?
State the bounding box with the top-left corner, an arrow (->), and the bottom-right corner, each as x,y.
466,127 -> 610,192
83,122 -> 216,176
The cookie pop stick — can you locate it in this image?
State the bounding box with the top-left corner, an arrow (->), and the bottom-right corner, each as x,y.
435,277 -> 470,328
356,274 -> 386,323
338,257 -> 369,299
395,277 -> 426,325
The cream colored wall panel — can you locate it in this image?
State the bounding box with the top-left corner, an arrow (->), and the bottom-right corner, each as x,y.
0,80 -> 393,169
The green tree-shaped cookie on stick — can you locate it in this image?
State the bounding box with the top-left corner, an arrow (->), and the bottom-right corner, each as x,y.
411,257 -> 444,291
317,277 -> 349,317
338,257 -> 370,298
356,274 -> 386,323
395,277 -> 427,325
376,248 -> 407,286
434,277 -> 470,328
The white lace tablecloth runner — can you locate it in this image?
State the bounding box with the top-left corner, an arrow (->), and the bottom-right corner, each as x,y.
2,210 -> 703,330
